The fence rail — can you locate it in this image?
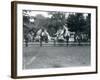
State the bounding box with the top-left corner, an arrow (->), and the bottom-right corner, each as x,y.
23,41 -> 90,47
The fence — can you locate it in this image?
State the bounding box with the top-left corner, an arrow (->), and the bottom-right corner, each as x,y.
23,40 -> 90,47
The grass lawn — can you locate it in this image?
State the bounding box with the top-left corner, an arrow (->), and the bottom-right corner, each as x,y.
23,44 -> 90,69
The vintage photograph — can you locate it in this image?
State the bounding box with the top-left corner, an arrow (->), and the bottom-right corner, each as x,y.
23,10 -> 91,69
11,1 -> 97,78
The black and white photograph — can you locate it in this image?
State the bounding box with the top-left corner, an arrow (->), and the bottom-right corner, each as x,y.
11,1 -> 97,78
23,10 -> 91,69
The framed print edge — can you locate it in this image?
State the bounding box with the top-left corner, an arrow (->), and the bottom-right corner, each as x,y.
96,6 -> 98,74
11,1 -> 17,78
11,1 -> 98,79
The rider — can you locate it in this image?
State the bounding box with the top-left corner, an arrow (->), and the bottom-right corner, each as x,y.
63,28 -> 69,46
76,33 -> 82,45
24,34 -> 29,47
65,34 -> 69,46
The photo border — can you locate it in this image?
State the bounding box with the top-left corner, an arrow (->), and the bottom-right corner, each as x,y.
11,1 -> 98,79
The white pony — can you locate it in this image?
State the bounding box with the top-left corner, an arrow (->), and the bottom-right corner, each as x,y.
55,25 -> 70,41
35,29 -> 51,41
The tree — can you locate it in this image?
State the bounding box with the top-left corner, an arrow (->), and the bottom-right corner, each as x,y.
23,10 -> 32,24
85,14 -> 91,39
33,12 -> 66,37
33,14 -> 50,30
67,13 -> 86,33
23,16 -> 30,23
48,12 -> 66,36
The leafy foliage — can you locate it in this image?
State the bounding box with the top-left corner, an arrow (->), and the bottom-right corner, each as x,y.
47,12 -> 66,36
67,13 -> 86,33
23,11 -> 91,39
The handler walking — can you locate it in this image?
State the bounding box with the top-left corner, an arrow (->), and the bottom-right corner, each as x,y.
65,34 -> 69,46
